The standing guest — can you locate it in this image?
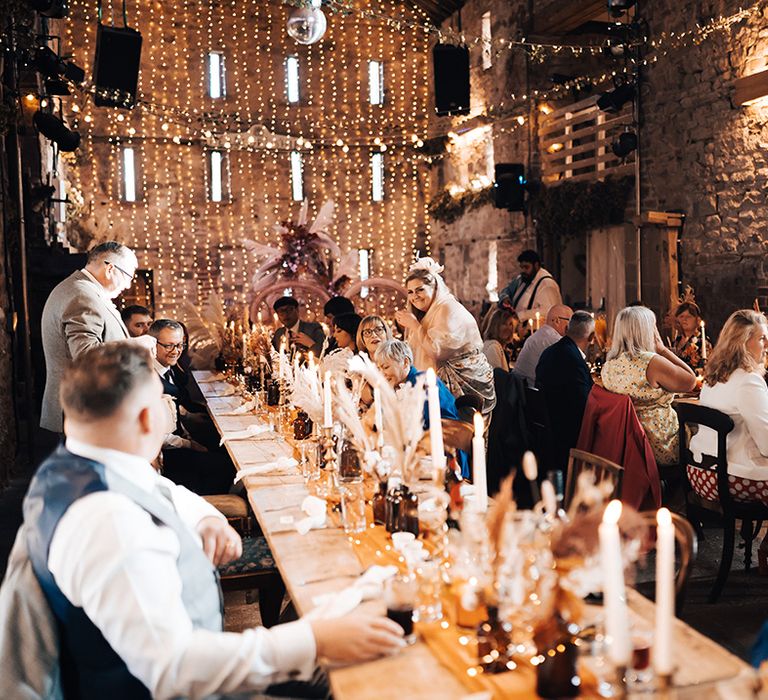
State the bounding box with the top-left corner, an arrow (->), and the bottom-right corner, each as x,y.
375,339 -> 469,477
602,306 -> 697,465
150,319 -> 235,495
333,312 -> 363,353
514,304 -> 573,387
357,315 -> 393,359
535,311 -> 595,472
481,307 -> 517,371
16,342 -> 404,699
395,257 -> 496,418
40,241 -> 154,434
673,301 -> 711,372
689,310 -> 768,571
499,250 -> 562,323
271,296 -> 325,357
121,304 -> 153,337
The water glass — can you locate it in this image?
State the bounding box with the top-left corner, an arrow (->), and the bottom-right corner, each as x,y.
340,480 -> 367,534
384,574 -> 418,644
414,559 -> 443,623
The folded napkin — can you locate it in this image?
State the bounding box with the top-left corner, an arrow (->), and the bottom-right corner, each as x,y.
197,373 -> 226,383
295,495 -> 328,535
219,399 -> 258,416
204,386 -> 237,397
219,423 -> 272,445
308,565 -> 399,619
233,457 -> 299,483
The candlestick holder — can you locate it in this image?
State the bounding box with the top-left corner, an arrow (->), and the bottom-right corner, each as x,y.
316,426 -> 338,499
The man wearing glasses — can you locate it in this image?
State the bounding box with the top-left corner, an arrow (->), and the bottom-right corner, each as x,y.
513,304 -> 573,387
149,319 -> 234,495
41,241 -> 155,434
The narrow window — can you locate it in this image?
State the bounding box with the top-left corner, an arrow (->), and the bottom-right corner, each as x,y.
209,150 -> 223,202
286,56 -> 300,103
290,150 -> 303,201
368,60 -> 384,105
481,12 -> 492,70
208,52 -> 225,98
358,249 -> 371,298
371,152 -> 384,201
122,146 -> 136,202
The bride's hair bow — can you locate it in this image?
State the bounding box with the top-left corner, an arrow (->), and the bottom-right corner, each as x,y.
408,256 -> 444,276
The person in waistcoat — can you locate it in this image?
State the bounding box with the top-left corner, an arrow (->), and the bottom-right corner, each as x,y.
40,241 -> 155,434
18,342 -> 404,700
498,249 -> 562,324
271,296 -> 326,357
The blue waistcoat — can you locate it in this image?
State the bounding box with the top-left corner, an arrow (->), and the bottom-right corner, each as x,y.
23,446 -> 224,699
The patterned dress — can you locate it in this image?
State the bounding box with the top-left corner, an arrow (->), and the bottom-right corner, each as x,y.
601,351 -> 679,465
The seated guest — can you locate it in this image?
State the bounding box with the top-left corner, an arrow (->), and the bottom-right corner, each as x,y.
602,305 -> 697,466
333,312 -> 363,353
481,307 -> 516,371
357,314 -> 393,359
514,304 -> 573,386
17,342 -> 404,699
375,339 -> 469,478
120,304 -> 153,337
323,296 -> 356,354
272,296 -> 325,357
535,311 -> 595,472
149,319 -> 235,494
673,301 -> 711,372
689,309 -> 768,569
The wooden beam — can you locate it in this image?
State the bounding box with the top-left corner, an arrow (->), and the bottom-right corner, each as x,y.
533,0 -> 606,34
734,69 -> 768,106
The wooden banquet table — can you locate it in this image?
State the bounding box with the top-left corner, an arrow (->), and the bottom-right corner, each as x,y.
193,371 -> 755,700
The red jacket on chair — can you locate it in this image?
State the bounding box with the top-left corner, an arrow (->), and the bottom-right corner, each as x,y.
575,385 -> 662,509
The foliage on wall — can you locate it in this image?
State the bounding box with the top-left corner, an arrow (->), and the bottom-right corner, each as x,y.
530,176 -> 634,240
428,186 -> 494,224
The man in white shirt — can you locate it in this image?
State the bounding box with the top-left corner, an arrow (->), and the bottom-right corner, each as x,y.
21,342 -> 404,700
498,250 -> 563,324
513,304 -> 573,387
40,241 -> 155,433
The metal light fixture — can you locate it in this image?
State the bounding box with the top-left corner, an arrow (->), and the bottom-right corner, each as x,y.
611,131 -> 637,159
607,0 -> 637,17
34,111 -> 81,152
286,0 -> 327,45
597,82 -> 635,113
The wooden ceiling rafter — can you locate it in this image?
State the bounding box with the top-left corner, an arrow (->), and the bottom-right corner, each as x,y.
404,0 -> 466,25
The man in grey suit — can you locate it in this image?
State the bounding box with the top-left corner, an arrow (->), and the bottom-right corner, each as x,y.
271,296 -> 326,357
40,241 -> 144,433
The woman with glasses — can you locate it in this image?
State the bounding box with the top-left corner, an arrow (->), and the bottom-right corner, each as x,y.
394,258 -> 496,419
356,315 -> 393,359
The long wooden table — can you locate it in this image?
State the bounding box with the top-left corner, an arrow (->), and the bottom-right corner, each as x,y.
194,371 -> 756,699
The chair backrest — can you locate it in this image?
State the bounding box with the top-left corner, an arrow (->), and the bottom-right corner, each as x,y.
564,448 -> 624,510
639,510 -> 698,615
673,400 -> 735,509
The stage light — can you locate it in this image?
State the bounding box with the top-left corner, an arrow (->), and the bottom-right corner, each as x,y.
597,82 -> 635,112
611,131 -> 637,158
45,78 -> 71,95
607,0 -> 637,17
29,0 -> 68,19
33,111 -> 80,151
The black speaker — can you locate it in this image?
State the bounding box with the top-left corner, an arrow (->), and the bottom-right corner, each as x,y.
93,24 -> 142,108
493,164 -> 526,211
433,44 -> 470,116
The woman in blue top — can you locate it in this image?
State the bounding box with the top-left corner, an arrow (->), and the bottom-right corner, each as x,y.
374,339 -> 470,478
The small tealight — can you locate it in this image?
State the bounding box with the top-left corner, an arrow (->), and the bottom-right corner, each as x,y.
391,531 -> 416,551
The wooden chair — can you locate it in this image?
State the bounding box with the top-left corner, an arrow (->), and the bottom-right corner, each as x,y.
564,448 -> 624,511
639,511 -> 698,614
673,400 -> 768,602
204,494 -> 285,627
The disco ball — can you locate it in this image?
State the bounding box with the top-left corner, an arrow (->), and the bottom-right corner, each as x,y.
286,7 -> 327,45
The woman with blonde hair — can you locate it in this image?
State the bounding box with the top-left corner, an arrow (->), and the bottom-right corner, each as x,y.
481,307 -> 516,371
601,305 -> 697,465
689,310 -> 768,570
356,315 -> 392,359
394,258 -> 496,417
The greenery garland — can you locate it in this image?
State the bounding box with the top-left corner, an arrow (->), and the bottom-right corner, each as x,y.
530,175 -> 634,240
428,186 -> 494,224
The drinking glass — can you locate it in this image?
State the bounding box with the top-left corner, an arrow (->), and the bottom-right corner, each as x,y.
384,574 -> 418,644
414,558 -> 443,623
340,480 -> 367,534
627,627 -> 654,686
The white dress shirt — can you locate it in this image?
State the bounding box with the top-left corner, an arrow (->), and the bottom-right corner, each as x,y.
514,324 -> 561,387
507,268 -> 562,323
48,438 -> 316,700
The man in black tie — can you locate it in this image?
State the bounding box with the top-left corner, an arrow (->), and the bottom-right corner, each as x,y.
149,319 -> 234,494
535,311 -> 595,475
271,296 -> 326,357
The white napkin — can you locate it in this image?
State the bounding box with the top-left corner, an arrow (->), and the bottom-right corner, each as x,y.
197,373 -> 226,383
295,495 -> 328,535
219,423 -> 272,445
307,565 -> 399,619
204,386 -> 236,397
233,457 -> 299,483
219,399 -> 258,416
